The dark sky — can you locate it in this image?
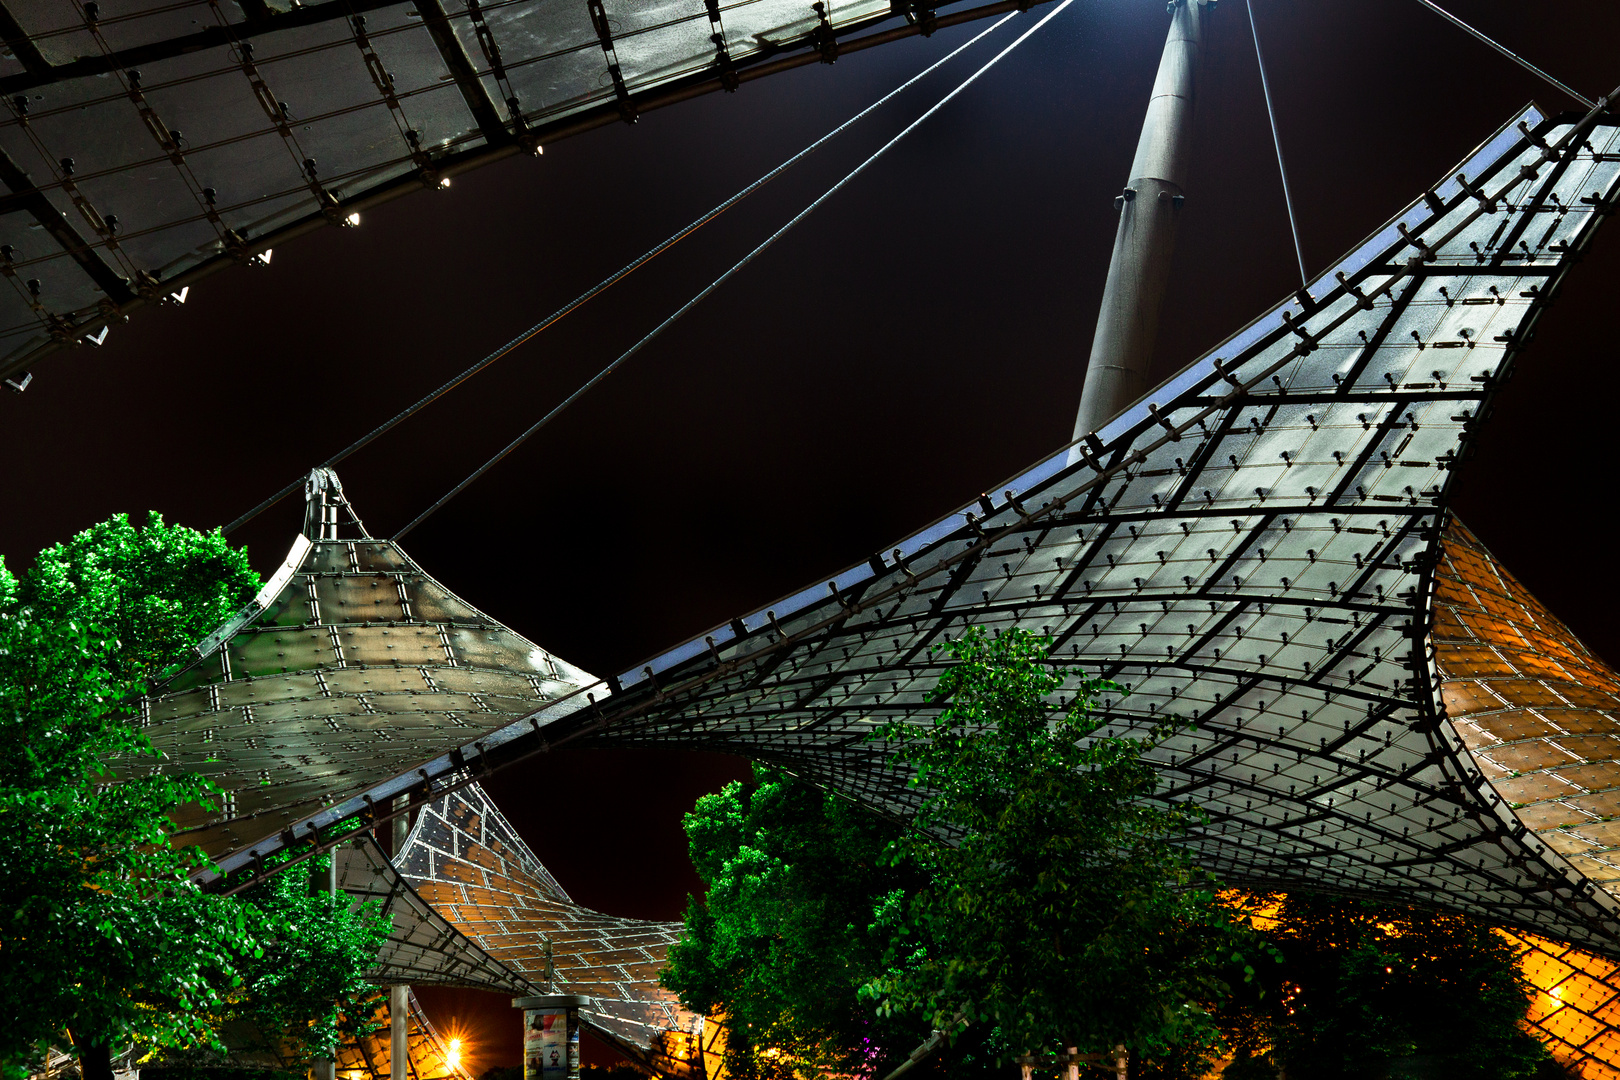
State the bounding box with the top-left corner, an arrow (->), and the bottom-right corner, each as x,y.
4,0 -> 1618,1065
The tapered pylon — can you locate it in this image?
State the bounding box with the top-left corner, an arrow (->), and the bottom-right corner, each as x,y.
1073,0 -> 1209,441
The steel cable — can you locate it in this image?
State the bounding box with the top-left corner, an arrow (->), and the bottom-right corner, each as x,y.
393,0 -> 1076,541
221,15 -> 1020,536
1245,0 -> 1308,288
1412,0 -> 1595,110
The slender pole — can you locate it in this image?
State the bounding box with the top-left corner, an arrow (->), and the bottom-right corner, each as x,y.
1072,0 -> 1210,442
1245,0 -> 1307,288
311,853 -> 339,1080
391,796 -> 411,1080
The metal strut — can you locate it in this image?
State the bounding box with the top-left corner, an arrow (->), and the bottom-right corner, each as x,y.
220,16 -> 1014,536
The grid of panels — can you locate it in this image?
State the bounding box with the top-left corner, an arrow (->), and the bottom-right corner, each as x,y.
0,0 -> 1028,386
169,108 -> 1620,957
124,468 -> 599,862
1508,930 -> 1620,1080
336,830 -> 535,993
559,107 -> 1620,953
397,781 -> 718,1079
127,104 -> 1620,1073
1437,525 -> 1620,896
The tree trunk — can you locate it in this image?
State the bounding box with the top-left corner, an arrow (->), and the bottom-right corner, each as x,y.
68,1031 -> 115,1080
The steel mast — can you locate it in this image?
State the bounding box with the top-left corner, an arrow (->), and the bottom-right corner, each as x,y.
1072,0 -> 1210,440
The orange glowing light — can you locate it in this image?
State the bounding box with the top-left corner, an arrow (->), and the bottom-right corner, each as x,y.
447,1038 -> 462,1070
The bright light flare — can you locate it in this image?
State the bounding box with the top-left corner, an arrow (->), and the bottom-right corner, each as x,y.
447,1038 -> 462,1069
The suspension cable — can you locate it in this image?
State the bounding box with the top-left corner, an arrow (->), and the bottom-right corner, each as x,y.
1245,0 -> 1307,288
220,14 -> 1019,537
393,0 -> 1076,541
1413,0 -> 1595,110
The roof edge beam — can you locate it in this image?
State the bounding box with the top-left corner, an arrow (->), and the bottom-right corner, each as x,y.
0,145 -> 132,303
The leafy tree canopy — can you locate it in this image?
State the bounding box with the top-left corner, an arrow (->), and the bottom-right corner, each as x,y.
0,513 -> 388,1080
662,764 -> 927,1079
667,627 -> 1263,1079
1218,892 -> 1556,1080
864,627 -> 1259,1071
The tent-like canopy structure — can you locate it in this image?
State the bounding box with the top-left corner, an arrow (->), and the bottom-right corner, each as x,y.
132,101 -> 1620,1074
396,782 -> 721,1079
136,466 -> 598,861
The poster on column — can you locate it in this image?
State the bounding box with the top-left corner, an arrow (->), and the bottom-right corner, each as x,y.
524,1009 -> 569,1080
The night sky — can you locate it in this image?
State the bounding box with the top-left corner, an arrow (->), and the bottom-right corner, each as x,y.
3,0 -> 1617,1068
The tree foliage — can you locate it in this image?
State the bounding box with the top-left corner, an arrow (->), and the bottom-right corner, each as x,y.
0,513 -> 388,1080
662,766 -> 926,1080
667,627 -> 1262,1079
864,627 -> 1258,1069
1218,892 -> 1555,1080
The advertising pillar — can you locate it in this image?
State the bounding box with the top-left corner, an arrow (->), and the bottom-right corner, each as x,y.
513,995 -> 587,1080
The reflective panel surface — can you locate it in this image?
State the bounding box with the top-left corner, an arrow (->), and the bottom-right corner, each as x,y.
1438,524 -> 1620,896
398,781 -> 721,1078
168,108 -> 1620,957
0,0 -> 1041,384
337,830 -> 534,993
1507,930 -> 1620,1080
127,468 -> 598,860
569,107 -> 1620,952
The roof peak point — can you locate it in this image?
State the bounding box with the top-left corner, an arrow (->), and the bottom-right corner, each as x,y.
303,466 -> 372,541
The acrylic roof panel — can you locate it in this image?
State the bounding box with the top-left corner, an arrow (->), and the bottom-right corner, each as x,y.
555,106 -> 1620,951
164,106 -> 1620,956
1509,930 -> 1620,1080
0,0 -> 1014,386
335,829 -> 535,993
124,468 -> 599,861
1436,524 -> 1620,896
398,782 -> 716,1078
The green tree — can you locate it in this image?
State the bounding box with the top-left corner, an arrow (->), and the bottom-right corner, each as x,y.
221,841 -> 392,1074
0,513 -> 388,1080
662,766 -> 929,1080
1217,892 -> 1556,1080
864,627 -> 1259,1073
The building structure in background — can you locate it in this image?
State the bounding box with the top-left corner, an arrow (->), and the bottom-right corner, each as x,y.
151,102 -> 1620,947
396,783 -> 723,1080
126,98 -> 1620,1077
2,0 -> 1608,1071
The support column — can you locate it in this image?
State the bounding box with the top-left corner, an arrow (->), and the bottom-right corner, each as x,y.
1072,0 -> 1210,442
391,795 -> 411,1080
312,851 -> 339,1080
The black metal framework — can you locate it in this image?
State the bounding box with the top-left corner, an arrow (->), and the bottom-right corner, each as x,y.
335,829 -> 534,993
397,781 -> 720,1078
131,467 -> 601,862
149,106 -> 1620,964
0,0 -> 1055,387
567,106 -> 1620,952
